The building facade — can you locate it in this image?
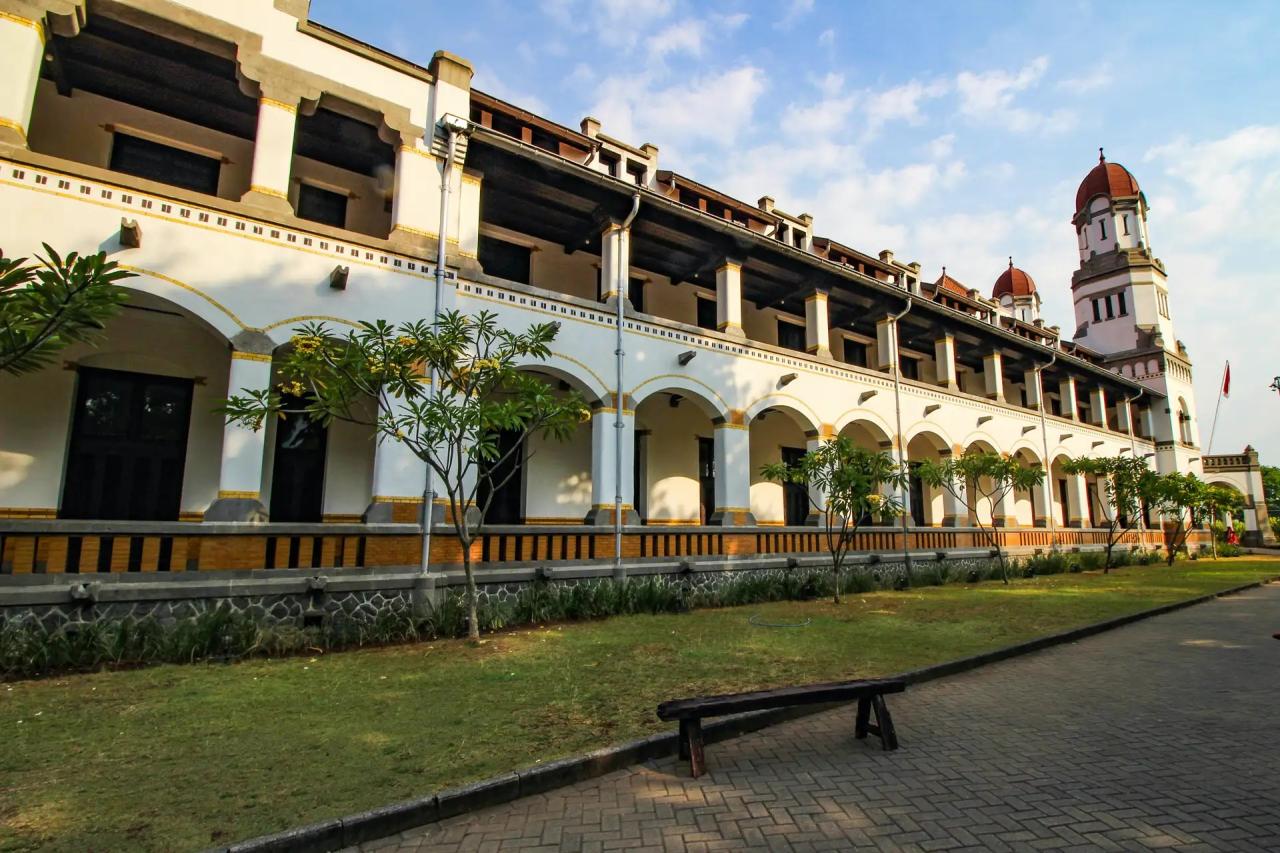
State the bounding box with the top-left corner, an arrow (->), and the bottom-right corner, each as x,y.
0,0 -> 1270,582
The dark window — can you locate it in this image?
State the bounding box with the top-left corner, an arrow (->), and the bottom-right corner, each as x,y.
1057,479 -> 1070,527
1117,290 -> 1128,316
269,394 -> 328,523
1050,396 -> 1061,417
1122,214 -> 1131,235
599,151 -> 620,178
1092,299 -> 1102,322
1098,218 -> 1107,240
625,160 -> 646,185
697,436 -> 715,525
781,446 -> 809,526
478,235 -> 531,284
899,357 -> 919,380
628,277 -> 645,313
843,340 -> 867,367
1105,296 -> 1115,319
696,296 -> 717,330
61,367 -> 193,521
109,133 -> 220,195
296,183 -> 348,228
794,230 -> 806,248
909,461 -> 925,526
777,320 -> 805,352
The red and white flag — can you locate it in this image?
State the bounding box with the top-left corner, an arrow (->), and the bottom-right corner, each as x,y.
1222,361 -> 1231,399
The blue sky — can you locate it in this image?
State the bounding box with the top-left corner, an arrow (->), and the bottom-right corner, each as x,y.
312,0 -> 1280,463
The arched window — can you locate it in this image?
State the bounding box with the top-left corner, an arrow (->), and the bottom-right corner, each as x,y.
1178,398 -> 1193,443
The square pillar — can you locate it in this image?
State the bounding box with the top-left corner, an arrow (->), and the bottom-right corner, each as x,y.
1065,472 -> 1088,527
600,223 -> 630,306
875,315 -> 897,371
1059,376 -> 1079,420
1023,368 -> 1043,409
803,425 -> 833,524
982,351 -> 1004,401
1115,398 -> 1134,433
0,13 -> 44,148
388,135 -> 442,254
205,351 -> 273,522
992,486 -> 1016,528
708,416 -> 755,525
364,398 -> 429,523
1090,386 -> 1109,428
585,399 -> 638,525
715,260 -> 745,338
241,94 -> 300,214
804,290 -> 831,357
934,336 -> 958,389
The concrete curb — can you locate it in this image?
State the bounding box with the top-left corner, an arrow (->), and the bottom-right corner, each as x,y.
215,574 -> 1278,853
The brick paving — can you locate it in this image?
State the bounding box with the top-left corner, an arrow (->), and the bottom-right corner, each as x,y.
362,583 -> 1280,852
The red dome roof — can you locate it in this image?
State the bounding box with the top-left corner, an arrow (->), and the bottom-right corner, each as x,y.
1075,150 -> 1141,213
993,259 -> 1036,299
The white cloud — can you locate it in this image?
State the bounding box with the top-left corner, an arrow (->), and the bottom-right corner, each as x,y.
1056,64 -> 1113,93
775,0 -> 814,29
927,134 -> 955,160
714,11 -> 750,30
818,28 -> 836,48
541,0 -> 674,49
866,79 -> 949,129
955,56 -> 1075,134
647,19 -> 706,60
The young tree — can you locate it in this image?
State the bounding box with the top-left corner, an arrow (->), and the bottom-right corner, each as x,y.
1061,455 -> 1162,571
0,245 -> 132,375
1151,473 -> 1211,565
914,451 -> 1045,583
1200,484 -> 1245,559
221,310 -> 588,642
761,438 -> 907,604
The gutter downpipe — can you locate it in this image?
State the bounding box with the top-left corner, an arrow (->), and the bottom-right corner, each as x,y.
422,116 -> 470,576
888,297 -> 913,576
1034,353 -> 1057,551
614,193 -> 641,581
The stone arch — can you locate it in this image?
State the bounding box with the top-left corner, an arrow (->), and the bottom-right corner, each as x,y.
630,375 -> 731,421
747,403 -> 817,526
515,354 -> 609,406
905,429 -> 951,527
633,381 -> 722,526
833,408 -> 895,444
839,417 -> 894,452
744,395 -> 821,434
116,267 -> 280,348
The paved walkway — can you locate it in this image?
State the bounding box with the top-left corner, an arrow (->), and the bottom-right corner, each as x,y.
363,584 -> 1280,852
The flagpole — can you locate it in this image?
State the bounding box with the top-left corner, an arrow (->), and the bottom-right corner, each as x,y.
1206,360 -> 1227,454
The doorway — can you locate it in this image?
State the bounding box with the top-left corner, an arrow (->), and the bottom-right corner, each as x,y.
269,395 -> 328,523
781,446 -> 808,525
479,428 -> 524,524
908,461 -> 926,526
61,367 -> 193,520
697,436 -> 715,524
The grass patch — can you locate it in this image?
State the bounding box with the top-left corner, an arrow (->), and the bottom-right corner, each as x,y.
1,558 -> 1276,851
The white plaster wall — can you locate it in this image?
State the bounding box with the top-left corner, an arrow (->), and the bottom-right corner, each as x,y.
747,413 -> 807,524
524,420 -> 592,522
636,399 -> 711,524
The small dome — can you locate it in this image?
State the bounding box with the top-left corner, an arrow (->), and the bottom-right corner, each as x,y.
1075,149 -> 1141,213
993,258 -> 1036,299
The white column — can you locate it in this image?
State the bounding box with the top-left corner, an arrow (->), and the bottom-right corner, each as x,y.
710,417 -> 754,525
586,400 -> 636,525
715,260 -> 745,338
935,336 -> 958,389
600,223 -> 630,305
1090,386 -> 1109,428
241,95 -> 299,214
364,397 -> 429,523
804,290 -> 831,357
1115,398 -> 1134,433
875,315 -> 896,371
0,13 -> 44,148
941,475 -> 968,527
992,486 -> 1016,527
1023,368 -> 1043,409
1066,472 -> 1089,527
206,351 -> 273,521
804,429 -> 829,524
1059,377 -> 1079,420
983,351 -> 1004,401
388,136 -> 439,254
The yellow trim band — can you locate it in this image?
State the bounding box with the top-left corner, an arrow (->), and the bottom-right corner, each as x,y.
217,490 -> 260,500
248,184 -> 289,200
0,12 -> 44,46
259,97 -> 298,114
231,351 -> 272,362
0,117 -> 29,142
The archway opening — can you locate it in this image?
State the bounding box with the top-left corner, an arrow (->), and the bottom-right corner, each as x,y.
633,389 -> 720,525
749,406 -> 816,526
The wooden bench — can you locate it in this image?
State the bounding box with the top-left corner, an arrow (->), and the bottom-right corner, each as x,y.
656,678 -> 906,777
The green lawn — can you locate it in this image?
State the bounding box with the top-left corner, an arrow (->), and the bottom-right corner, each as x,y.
2,559 -> 1277,852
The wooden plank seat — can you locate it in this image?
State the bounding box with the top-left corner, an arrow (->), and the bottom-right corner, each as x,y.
656,678 -> 906,777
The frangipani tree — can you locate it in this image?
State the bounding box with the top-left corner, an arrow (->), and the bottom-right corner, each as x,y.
1062,455 -> 1162,571
1150,473 -> 1240,565
914,450 -> 1045,583
761,438 -> 907,603
0,245 -> 131,375
222,309 -> 588,642
1200,483 -> 1245,560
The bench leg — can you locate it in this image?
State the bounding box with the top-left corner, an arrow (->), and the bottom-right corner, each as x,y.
871,694 -> 899,751
855,697 -> 871,740
685,718 -> 706,778
678,719 -> 691,760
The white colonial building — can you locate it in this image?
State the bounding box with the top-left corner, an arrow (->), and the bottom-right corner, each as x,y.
0,0 -> 1270,576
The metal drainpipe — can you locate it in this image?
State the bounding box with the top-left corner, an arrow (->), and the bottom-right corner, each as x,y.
1035,353 -> 1057,550
421,116 -> 470,576
1124,387 -> 1145,530
888,297 -> 913,575
614,193 -> 641,581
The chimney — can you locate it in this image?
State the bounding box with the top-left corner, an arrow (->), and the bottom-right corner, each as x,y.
879,249 -> 894,264
580,116 -> 601,138
757,196 -> 775,213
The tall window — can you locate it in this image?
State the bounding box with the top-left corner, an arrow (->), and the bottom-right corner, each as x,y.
478,235 -> 532,284
777,320 -> 805,352
1117,290 -> 1128,316
110,132 -> 220,195
843,339 -> 867,367
1092,299 -> 1102,322
1122,214 -> 1131,235
1104,295 -> 1115,319
1098,218 -> 1107,240
695,295 -> 717,330
899,356 -> 919,380
297,184 -> 348,228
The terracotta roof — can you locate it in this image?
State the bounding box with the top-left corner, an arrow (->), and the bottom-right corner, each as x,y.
993,259 -> 1037,299
934,268 -> 968,297
1075,150 -> 1141,213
